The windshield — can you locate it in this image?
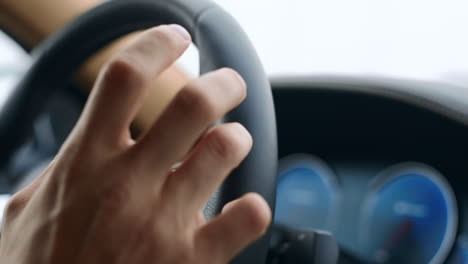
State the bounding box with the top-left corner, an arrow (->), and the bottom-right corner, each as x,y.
0,31 -> 30,106
214,0 -> 468,87
1,1 -> 467,87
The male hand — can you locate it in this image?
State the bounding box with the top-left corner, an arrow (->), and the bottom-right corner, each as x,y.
0,25 -> 271,264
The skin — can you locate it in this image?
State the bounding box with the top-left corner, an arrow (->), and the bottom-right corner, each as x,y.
0,0 -> 191,133
0,25 -> 271,263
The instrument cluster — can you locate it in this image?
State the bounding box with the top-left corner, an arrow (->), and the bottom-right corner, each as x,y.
271,77 -> 468,264
274,154 -> 463,264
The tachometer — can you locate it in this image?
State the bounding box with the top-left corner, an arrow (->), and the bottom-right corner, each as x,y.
448,236 -> 468,263
275,154 -> 340,231
359,163 -> 458,264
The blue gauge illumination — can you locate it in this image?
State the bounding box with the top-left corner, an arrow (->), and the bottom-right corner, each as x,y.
448,237 -> 468,264
275,155 -> 339,231
360,163 -> 458,264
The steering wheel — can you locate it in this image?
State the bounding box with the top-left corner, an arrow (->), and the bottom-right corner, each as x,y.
0,0 -> 278,263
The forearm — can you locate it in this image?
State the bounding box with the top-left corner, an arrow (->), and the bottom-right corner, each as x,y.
0,0 -> 191,132
0,0 -> 95,46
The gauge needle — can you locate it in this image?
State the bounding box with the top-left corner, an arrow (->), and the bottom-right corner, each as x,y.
382,219 -> 412,255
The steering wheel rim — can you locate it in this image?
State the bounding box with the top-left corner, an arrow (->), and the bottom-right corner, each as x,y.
0,0 -> 278,263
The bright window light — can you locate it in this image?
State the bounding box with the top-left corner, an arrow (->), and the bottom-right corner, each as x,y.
0,194 -> 11,223
214,0 -> 468,86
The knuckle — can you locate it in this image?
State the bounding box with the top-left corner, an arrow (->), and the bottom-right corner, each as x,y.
103,55 -> 145,89
207,124 -> 251,163
176,84 -> 217,121
4,194 -> 26,217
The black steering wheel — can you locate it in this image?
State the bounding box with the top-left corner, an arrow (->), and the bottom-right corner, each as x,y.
0,0 -> 278,263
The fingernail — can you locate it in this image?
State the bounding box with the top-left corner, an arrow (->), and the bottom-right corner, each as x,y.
222,68 -> 246,88
233,71 -> 247,88
167,24 -> 191,41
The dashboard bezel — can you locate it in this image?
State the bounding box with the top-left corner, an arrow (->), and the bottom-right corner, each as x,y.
360,162 -> 458,264
270,75 -> 468,263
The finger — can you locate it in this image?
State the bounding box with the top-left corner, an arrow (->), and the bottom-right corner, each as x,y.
162,123 -> 252,214
2,159 -> 56,220
195,193 -> 271,263
132,68 -> 247,178
80,25 -> 191,149
196,211 -> 207,227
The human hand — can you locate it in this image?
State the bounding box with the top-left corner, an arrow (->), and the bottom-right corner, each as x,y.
0,25 -> 271,264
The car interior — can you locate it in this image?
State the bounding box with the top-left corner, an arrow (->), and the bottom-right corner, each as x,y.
0,0 -> 467,263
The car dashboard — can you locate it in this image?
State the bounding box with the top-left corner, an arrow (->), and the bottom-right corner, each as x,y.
1,75 -> 468,264
271,76 -> 468,264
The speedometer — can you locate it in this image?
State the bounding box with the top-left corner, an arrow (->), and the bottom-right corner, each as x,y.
359,163 -> 458,264
275,154 -> 339,232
